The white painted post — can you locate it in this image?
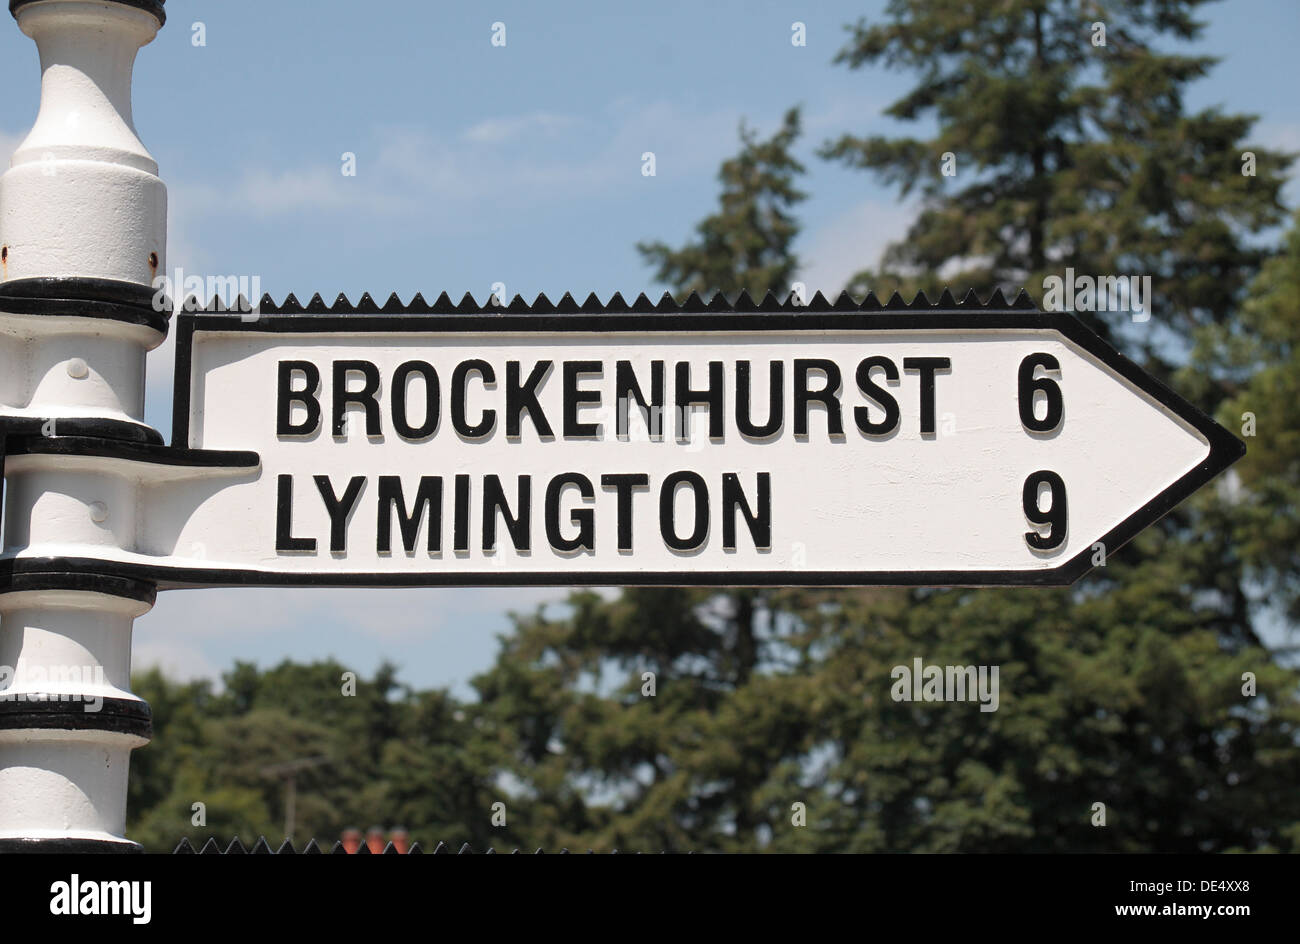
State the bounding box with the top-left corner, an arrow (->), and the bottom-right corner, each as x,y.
0,0 -> 168,853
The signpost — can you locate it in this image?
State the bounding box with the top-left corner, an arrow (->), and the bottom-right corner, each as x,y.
0,0 -> 1247,852
104,292 -> 1234,588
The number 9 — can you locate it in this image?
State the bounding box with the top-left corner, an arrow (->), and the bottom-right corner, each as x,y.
1024,470 -> 1067,551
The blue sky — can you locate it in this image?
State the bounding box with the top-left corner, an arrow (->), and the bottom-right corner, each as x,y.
1,0 -> 1296,696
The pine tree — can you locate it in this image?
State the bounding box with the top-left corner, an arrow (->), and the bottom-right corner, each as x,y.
470,110 -> 819,852
128,660 -> 502,852
638,108 -> 805,300
797,0 -> 1300,851
470,1 -> 1300,853
1201,209 -> 1300,623
821,0 -> 1291,367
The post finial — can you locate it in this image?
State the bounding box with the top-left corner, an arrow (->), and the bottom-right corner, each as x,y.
9,0 -> 165,27
1,0 -> 167,287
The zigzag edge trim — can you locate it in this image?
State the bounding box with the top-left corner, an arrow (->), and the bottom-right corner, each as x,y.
180,287 -> 1037,316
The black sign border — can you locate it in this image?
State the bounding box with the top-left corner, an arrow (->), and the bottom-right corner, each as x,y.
94,303 -> 1241,589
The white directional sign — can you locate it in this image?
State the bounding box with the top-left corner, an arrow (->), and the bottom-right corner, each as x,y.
0,292 -> 1245,588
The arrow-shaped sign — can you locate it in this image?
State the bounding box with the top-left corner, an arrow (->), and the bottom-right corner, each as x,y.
0,290 -> 1244,588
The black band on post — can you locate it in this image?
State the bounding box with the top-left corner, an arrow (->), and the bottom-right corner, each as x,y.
0,415 -> 164,446
9,0 -> 165,27
0,837 -> 144,854
0,277 -> 172,335
1,435 -> 260,471
0,567 -> 158,606
0,695 -> 152,739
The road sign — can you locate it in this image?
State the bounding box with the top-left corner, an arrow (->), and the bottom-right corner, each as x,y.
2,289 -> 1245,588
0,0 -> 1259,858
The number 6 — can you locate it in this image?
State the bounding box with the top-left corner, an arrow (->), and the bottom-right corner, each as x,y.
1018,353 -> 1063,432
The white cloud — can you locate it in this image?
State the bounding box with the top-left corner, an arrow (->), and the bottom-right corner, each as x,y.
797,198 -> 916,296
801,94 -> 891,137
132,585 -> 572,695
132,638 -> 223,685
172,165 -> 389,220
462,111 -> 580,144
289,586 -> 563,642
158,101 -> 749,226
137,586 -> 565,643
1255,121 -> 1300,153
367,100 -> 740,209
